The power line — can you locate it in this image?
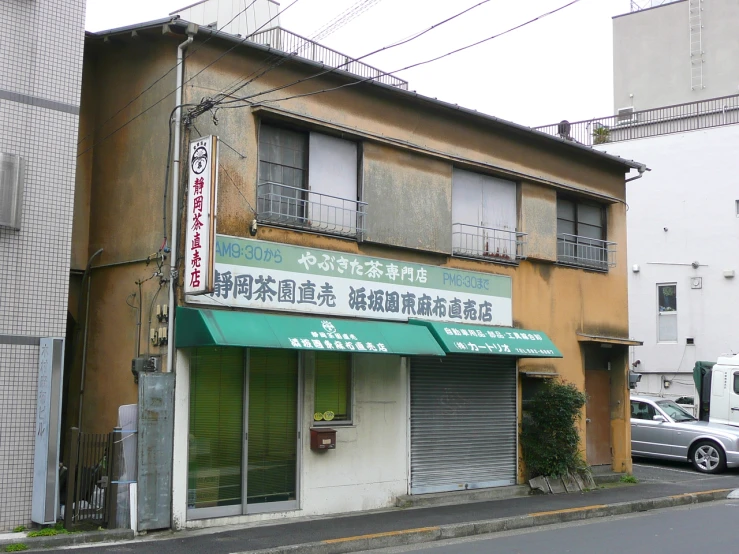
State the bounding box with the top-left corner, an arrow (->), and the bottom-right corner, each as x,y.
76,0 -> 302,159
76,0 -> 260,148
214,0 -> 493,109
310,0 -> 383,42
217,0 -> 583,109
209,0 -> 386,107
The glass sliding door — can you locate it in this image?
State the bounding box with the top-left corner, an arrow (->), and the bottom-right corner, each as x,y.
188,347 -> 245,518
246,349 -> 299,512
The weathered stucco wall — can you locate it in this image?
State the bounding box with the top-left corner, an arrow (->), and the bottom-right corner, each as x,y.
362,142 -> 452,253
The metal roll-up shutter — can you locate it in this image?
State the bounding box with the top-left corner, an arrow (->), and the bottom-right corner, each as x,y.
410,354 -> 517,494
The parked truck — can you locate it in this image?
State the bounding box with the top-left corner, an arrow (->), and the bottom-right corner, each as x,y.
694,356 -> 739,426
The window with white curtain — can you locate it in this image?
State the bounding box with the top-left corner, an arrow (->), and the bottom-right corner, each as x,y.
257,124 -> 359,236
451,168 -> 517,260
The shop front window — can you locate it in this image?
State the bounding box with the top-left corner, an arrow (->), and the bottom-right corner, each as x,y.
188,347 -> 244,511
314,352 -> 352,424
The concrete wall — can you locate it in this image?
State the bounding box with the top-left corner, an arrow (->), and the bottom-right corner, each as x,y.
596,124 -> 739,401
69,37 -> 179,435
614,0 -> 739,111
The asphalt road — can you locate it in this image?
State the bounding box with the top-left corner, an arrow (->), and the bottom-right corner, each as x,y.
361,500 -> 739,554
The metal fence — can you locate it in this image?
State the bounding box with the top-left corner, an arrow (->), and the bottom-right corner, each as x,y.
535,94 -> 739,146
64,428 -> 112,527
248,27 -> 408,89
257,182 -> 367,239
451,223 -> 527,263
557,234 -> 616,271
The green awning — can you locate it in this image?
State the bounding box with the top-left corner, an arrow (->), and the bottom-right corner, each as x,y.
408,320 -> 562,358
176,307 -> 446,356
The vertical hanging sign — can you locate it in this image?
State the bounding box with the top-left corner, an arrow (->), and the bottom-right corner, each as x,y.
185,135 -> 218,295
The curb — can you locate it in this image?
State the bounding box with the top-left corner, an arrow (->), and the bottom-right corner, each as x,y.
0,528 -> 135,551
235,489 -> 731,554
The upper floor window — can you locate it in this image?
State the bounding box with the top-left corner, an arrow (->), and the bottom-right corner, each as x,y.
451,168 -> 524,263
257,124 -> 365,238
556,197 -> 615,270
657,283 -> 677,342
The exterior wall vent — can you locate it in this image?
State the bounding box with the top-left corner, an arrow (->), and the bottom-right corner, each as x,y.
616,106 -> 637,124
0,153 -> 25,230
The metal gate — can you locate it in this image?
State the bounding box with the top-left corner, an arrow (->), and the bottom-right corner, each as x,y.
63,428 -> 112,527
410,355 -> 517,494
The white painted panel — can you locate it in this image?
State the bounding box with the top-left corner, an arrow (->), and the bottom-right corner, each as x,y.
308,133 -> 358,234
452,168 -> 516,257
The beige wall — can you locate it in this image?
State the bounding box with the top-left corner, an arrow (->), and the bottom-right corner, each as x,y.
75,29 -> 634,477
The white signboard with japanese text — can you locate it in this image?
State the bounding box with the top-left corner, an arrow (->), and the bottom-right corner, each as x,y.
188,236 -> 513,326
184,136 -> 218,295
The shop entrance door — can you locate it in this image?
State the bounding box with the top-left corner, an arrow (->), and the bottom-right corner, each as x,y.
585,369 -> 612,466
245,349 -> 300,513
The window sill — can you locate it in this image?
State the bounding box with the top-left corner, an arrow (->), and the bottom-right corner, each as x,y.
555,260 -> 610,273
451,251 -> 522,267
256,219 -> 363,242
311,421 -> 354,428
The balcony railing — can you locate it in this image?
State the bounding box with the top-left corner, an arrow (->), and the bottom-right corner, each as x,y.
257,182 -> 367,239
534,94 -> 739,145
452,223 -> 527,264
557,234 -> 616,271
248,27 -> 409,90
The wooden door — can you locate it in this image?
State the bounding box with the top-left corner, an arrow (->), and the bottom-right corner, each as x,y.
585,369 -> 611,466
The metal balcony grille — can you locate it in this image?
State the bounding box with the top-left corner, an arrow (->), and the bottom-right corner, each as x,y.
452,223 -> 527,264
248,27 -> 408,90
257,182 -> 366,239
534,94 -> 739,145
557,234 -> 616,271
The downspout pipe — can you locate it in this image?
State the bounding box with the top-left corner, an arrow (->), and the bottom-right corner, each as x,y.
167,29 -> 195,374
77,247 -> 104,430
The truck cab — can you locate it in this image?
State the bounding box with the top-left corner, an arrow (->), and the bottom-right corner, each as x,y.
695,356 -> 739,427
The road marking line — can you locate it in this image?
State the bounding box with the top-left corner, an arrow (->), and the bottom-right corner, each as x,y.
529,505 -> 608,517
632,463 -> 700,475
322,526 -> 440,544
668,488 -> 730,499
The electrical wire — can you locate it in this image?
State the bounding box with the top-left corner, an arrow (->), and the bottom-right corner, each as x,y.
213,0 -> 493,108
309,0 -> 383,42
76,0 -> 260,148
77,0 -> 302,159
214,0 -> 582,110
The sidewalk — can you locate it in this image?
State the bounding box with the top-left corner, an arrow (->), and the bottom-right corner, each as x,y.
10,469 -> 739,553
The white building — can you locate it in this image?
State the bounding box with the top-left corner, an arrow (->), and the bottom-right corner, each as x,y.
171,0 -> 280,37
0,0 -> 86,531
536,0 -> 739,402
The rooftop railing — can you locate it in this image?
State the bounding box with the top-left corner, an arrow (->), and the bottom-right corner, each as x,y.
248,27 -> 408,90
535,94 -> 739,145
257,182 -> 367,239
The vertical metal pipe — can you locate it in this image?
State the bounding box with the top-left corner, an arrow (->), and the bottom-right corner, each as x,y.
166,31 -> 194,374
77,248 -> 103,430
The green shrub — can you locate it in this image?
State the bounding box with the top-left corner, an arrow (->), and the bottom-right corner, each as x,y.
520,379 -> 587,479
5,544 -> 28,552
620,474 -> 638,484
11,526 -> 25,533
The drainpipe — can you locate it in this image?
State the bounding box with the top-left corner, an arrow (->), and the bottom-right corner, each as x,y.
625,164 -> 648,183
167,28 -> 195,374
77,247 -> 104,430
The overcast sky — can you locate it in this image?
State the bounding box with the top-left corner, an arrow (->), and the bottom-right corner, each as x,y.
85,0 -> 634,127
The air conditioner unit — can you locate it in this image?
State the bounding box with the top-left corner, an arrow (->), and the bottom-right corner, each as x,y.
616,106 -> 637,125
0,153 -> 25,230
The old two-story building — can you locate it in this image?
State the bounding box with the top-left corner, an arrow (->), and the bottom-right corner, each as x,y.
70,14 -> 645,530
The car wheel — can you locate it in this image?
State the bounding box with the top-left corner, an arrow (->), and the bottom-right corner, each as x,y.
691,441 -> 726,474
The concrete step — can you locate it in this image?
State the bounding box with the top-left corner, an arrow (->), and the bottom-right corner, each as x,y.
396,485 -> 531,508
